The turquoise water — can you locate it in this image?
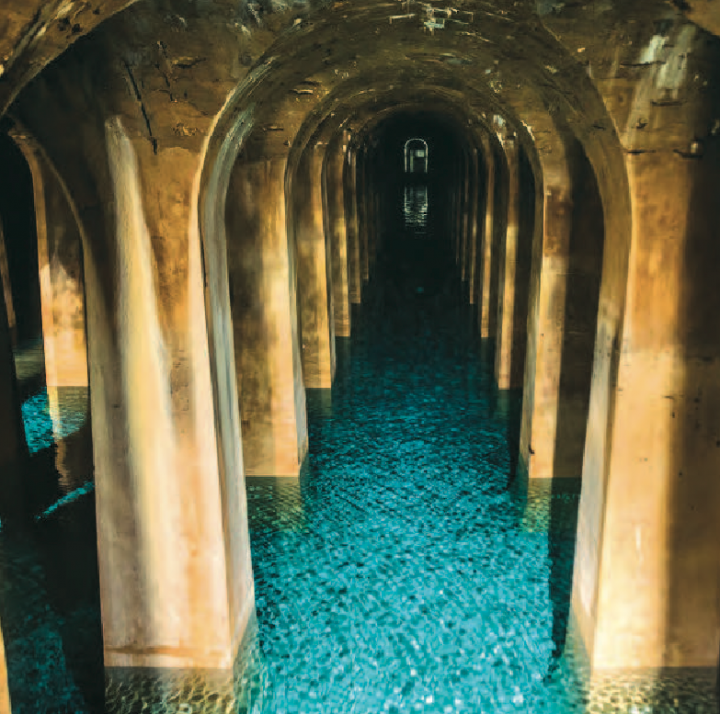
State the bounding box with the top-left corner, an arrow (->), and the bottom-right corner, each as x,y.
232,192 -> 585,713
1,183 -> 589,713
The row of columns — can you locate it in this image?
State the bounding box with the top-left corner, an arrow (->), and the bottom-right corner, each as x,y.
453,54 -> 720,685
0,114 -> 376,678
224,132 -> 375,478
4,71 -> 719,692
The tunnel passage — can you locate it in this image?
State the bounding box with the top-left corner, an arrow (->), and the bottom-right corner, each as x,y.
234,99 -> 588,714
404,138 -> 429,175
0,0 -> 720,710
357,108 -> 479,290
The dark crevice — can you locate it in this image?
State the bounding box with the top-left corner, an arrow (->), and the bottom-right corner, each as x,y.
123,60 -> 158,155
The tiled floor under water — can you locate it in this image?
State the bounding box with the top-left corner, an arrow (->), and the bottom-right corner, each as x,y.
1,184 -> 718,713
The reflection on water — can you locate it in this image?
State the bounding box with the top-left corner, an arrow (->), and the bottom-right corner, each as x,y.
21,387 -> 88,455
403,184 -> 428,234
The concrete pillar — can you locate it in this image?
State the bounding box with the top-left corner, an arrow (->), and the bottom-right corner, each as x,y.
293,144 -> 336,389
324,134 -> 351,337
466,147 -> 481,304
494,136 -> 522,389
518,148 -> 572,482
572,25 -> 720,677
519,141 -> 605,483
11,131 -> 88,389
459,155 -> 470,280
477,134 -> 496,337
0,217 -> 16,347
226,156 -> 308,477
357,147 -> 370,284
89,117 -> 253,669
344,147 -> 362,304
364,152 -> 377,272
573,146 -> 720,672
454,164 -> 463,267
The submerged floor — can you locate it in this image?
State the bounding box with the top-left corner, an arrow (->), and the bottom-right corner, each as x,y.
2,184 -> 715,713
230,188 -> 584,714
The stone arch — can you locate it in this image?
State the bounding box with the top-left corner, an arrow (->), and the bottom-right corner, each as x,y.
404,138 -> 429,174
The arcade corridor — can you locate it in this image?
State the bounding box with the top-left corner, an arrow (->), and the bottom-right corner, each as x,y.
1,169 -> 581,713
1,1 -> 720,713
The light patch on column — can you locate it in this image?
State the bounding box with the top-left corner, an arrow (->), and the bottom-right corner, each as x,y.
655,24 -> 696,95
199,95 -> 259,619
106,116 -> 182,644
626,24 -> 698,140
638,34 -> 667,65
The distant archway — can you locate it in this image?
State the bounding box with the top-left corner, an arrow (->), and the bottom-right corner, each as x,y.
404,138 -> 428,174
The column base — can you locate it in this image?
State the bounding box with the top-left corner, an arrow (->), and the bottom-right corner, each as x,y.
511,463 -> 582,535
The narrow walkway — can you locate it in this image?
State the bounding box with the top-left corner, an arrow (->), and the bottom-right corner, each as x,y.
238,182 -> 582,713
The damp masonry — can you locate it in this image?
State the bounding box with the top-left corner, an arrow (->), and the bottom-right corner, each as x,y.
1,0 -> 720,710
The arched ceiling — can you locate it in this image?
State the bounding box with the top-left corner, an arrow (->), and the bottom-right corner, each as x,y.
0,0 -> 143,115
4,0 -> 719,217
1,0 -> 718,129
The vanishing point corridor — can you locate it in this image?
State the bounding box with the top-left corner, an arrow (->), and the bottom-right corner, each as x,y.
1,178 -> 585,714
2,1 -> 720,713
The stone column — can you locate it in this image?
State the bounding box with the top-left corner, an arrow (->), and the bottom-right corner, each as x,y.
292,144 -> 336,389
357,147 -> 370,284
11,131 -> 88,389
324,134 -> 351,337
0,217 -> 15,347
89,117 -> 253,669
344,147 -> 362,304
459,155 -> 471,280
466,147 -> 481,304
494,136 -> 521,389
364,152 -> 377,272
477,134 -> 496,337
519,139 -> 605,484
227,156 -> 308,477
572,24 -> 720,678
454,164 -> 463,268
518,147 -> 573,482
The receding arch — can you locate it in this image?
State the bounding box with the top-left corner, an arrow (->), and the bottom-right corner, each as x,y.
404,137 -> 429,174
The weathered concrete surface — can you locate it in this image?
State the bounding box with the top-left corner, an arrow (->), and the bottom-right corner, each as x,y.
477,134 -> 496,336
465,147 -> 481,305
356,147 -> 371,284
292,145 -> 336,389
518,126 -> 600,484
459,154 -> 473,287
324,133 -> 351,337
95,118 -> 253,669
567,20 -> 720,671
575,149 -> 720,671
344,146 -> 362,305
10,58 -> 256,665
11,129 -> 88,388
227,157 -> 309,476
494,137 -> 521,390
